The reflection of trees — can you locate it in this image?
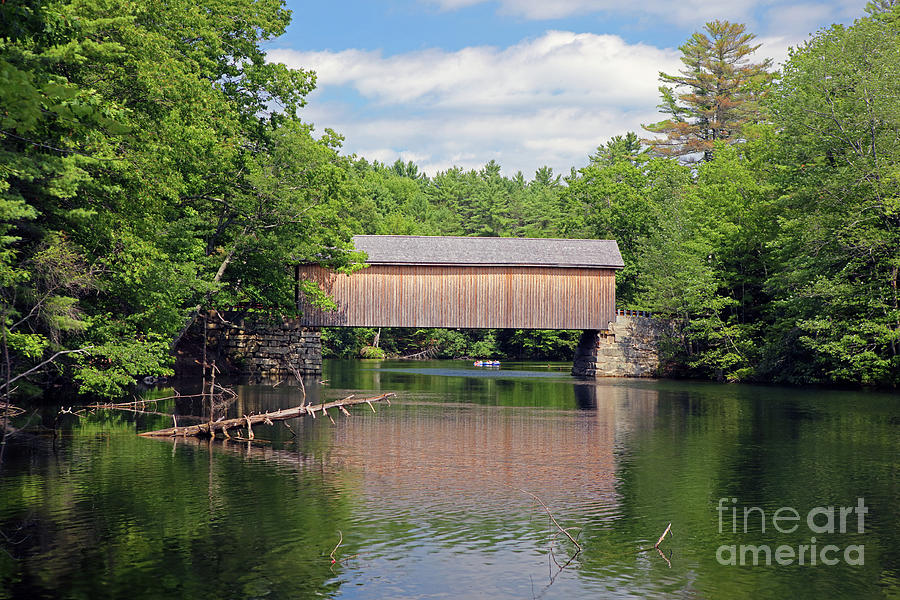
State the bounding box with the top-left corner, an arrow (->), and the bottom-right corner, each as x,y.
0,418 -> 352,599
318,360 -> 586,409
587,384 -> 900,598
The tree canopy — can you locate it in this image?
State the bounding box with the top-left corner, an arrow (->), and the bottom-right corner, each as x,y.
0,0 -> 359,396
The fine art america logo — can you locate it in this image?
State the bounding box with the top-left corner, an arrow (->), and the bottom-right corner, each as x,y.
716,497 -> 867,566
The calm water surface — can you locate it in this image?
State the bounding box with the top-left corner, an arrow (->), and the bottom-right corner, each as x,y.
1,360 -> 898,599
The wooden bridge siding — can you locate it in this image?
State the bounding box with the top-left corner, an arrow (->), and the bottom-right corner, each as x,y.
297,265 -> 616,329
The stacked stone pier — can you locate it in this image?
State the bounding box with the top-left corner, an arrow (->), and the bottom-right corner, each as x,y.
202,311 -> 322,381
572,314 -> 666,378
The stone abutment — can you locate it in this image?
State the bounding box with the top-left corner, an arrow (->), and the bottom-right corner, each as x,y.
182,311 -> 322,381
571,315 -> 668,378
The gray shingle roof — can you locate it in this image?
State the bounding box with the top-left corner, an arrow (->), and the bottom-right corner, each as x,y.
352,235 -> 624,269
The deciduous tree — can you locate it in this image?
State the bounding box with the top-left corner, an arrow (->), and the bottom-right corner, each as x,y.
0,0 -> 359,396
764,10 -> 900,385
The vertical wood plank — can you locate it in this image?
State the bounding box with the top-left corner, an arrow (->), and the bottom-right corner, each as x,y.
297,264 -> 617,329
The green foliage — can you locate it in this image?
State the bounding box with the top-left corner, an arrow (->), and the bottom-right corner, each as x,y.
322,327 -> 580,361
0,0 -> 357,397
414,328 -> 473,358
345,159 -> 570,240
503,329 -> 580,360
589,132 -> 646,166
561,138 -> 692,304
321,327 -> 377,359
74,333 -> 173,397
633,142 -> 772,380
631,11 -> 898,386
358,345 -> 386,359
762,12 -> 900,386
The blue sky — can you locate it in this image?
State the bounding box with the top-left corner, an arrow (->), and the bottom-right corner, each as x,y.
268,0 -> 868,177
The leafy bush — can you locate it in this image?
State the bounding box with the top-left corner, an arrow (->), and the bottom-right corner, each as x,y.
359,345 -> 386,359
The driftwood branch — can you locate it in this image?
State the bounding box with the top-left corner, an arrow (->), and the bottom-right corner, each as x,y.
516,488 -> 583,552
79,390 -> 235,422
330,530 -> 343,564
86,405 -> 206,421
0,402 -> 25,418
138,392 -> 395,437
287,364 -> 306,401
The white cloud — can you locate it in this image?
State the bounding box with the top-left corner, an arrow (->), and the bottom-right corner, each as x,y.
268,31 -> 679,177
263,1 -> 869,178
272,32 -> 672,109
766,2 -> 834,35
423,0 -> 769,25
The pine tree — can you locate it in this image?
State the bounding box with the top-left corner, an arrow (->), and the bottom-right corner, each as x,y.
643,21 -> 773,161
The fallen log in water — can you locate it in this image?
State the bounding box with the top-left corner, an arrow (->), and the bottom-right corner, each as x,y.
138,392 -> 395,438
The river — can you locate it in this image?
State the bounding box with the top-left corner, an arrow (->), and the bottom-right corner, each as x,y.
1,360 -> 897,599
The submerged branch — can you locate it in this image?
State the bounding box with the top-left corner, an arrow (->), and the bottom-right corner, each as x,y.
638,522 -> 672,552
330,530 -> 343,564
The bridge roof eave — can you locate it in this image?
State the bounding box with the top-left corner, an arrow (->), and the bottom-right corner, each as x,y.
363,261 -> 624,270
351,235 -> 625,269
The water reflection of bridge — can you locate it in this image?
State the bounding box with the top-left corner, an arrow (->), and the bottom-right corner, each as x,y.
224,382 -> 661,513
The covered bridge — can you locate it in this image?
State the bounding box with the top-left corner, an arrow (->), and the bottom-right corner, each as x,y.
297,235 -> 623,330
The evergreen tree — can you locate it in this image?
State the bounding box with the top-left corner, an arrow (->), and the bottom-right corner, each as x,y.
643,21 -> 773,161
589,133 -> 646,166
